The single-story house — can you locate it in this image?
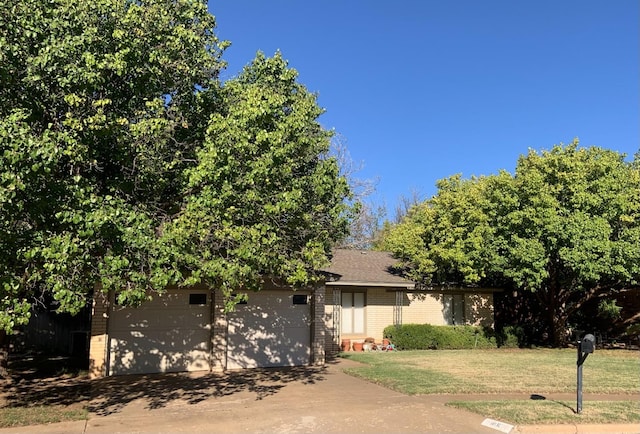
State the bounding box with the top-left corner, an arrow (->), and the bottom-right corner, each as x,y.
88,249 -> 496,377
321,249 -> 495,352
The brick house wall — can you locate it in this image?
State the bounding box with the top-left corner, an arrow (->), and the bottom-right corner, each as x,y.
361,288 -> 395,342
210,289 -> 227,372
464,293 -> 494,327
324,289 -> 340,355
88,291 -> 109,378
311,283 -> 325,365
323,287 -> 496,355
403,292 -> 450,325
403,292 -> 494,327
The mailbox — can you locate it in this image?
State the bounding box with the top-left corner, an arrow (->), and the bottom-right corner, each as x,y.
581,334 -> 596,354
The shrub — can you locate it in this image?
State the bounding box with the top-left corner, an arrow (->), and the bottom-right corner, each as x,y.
496,325 -> 525,348
383,324 -> 438,350
383,324 -> 522,350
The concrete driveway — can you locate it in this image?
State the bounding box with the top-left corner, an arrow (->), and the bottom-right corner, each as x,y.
96,358 -> 503,433
1,358 -> 500,433
2,358 -> 637,434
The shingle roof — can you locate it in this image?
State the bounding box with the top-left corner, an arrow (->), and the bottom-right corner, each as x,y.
322,249 -> 415,288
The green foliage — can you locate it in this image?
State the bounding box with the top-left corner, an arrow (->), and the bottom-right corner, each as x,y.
380,141 -> 640,346
383,324 -> 520,350
497,325 -> 526,348
502,143 -> 639,290
378,172 -> 511,286
625,323 -> 640,338
0,0 -> 225,331
597,299 -> 622,320
0,2 -> 350,331
165,52 -> 350,300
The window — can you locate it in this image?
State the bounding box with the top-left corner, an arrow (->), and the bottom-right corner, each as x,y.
341,291 -> 365,334
292,294 -> 308,305
443,294 -> 465,325
189,293 -> 207,305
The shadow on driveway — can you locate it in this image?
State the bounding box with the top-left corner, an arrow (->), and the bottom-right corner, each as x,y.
89,365 -> 327,415
1,355 -> 328,416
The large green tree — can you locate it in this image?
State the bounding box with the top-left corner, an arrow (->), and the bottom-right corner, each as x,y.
165,52 -> 350,309
381,142 -> 640,345
1,0 -> 225,331
0,0 -> 350,332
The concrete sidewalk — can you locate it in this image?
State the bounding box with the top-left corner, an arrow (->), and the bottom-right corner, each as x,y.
1,359 -> 638,434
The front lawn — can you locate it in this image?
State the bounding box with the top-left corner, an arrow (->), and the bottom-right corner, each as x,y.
341,349 -> 640,425
341,348 -> 639,395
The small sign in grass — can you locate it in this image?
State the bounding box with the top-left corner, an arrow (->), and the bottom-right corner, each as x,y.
0,405 -> 88,428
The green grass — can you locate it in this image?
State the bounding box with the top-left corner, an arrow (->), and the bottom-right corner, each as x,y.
341,349 -> 640,425
448,400 -> 640,425
341,348 -> 640,394
0,405 -> 88,428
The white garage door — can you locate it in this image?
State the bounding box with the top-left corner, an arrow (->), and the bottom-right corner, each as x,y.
108,290 -> 211,375
226,291 -> 311,369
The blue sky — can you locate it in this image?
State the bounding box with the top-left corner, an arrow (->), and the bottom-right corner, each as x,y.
208,1 -> 639,217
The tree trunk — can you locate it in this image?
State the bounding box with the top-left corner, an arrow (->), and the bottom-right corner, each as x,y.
544,265 -> 571,347
543,274 -> 569,347
550,311 -> 569,347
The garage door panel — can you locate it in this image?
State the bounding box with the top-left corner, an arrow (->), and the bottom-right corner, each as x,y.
109,310 -> 210,331
226,330 -> 310,369
109,330 -> 211,375
226,291 -> 311,369
108,290 -> 210,375
230,306 -> 310,327
111,329 -> 210,350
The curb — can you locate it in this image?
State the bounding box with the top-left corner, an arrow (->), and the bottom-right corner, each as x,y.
514,423 -> 640,434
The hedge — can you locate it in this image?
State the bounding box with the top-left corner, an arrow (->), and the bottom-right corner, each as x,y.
383,324 -> 523,350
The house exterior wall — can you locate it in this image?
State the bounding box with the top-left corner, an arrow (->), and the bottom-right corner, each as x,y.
91,283 -> 493,376
311,283 -> 325,365
211,288 -> 226,372
324,289 -> 340,355
403,292 -> 494,327
89,292 -> 109,378
464,292 -> 494,327
323,288 -> 496,355
403,292 -> 450,325
361,288 -> 395,343
324,287 -> 397,346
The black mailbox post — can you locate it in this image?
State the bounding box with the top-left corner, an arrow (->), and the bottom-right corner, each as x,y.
577,333 -> 595,414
